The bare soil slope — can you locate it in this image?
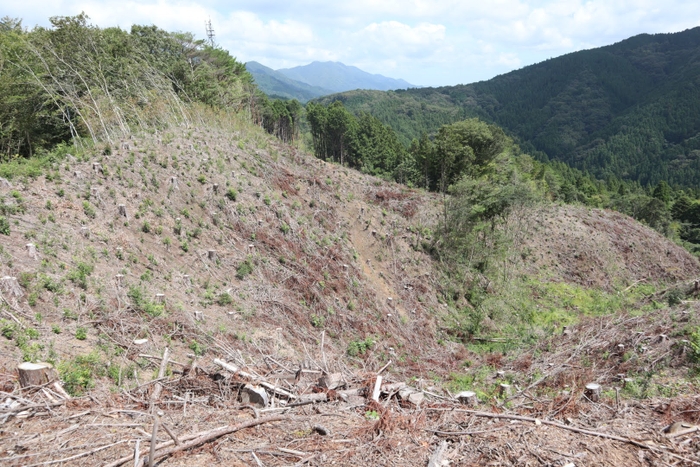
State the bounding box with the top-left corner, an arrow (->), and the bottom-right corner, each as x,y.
521,204 -> 699,290
2,122 -> 700,466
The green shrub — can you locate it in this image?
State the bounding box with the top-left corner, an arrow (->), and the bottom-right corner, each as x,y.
0,216 -> 9,235
347,337 -> 374,357
236,258 -> 254,280
216,293 -> 233,306
225,188 -> 237,201
189,340 -> 205,356
59,352 -> 103,396
82,201 -> 96,219
667,288 -> 684,307
75,327 -> 87,340
67,262 -> 94,290
1,319 -> 16,339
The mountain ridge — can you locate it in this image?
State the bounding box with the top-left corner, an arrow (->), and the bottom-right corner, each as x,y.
316,27 -> 700,186
246,60 -> 417,102
245,60 -> 335,102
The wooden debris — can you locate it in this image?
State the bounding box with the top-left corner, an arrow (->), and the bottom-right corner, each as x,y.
214,359 -> 297,400
372,376 -> 383,402
428,440 -> 449,467
104,415 -> 288,467
150,348 -> 170,408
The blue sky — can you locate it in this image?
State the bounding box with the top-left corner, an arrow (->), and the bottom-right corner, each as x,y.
4,0 -> 700,87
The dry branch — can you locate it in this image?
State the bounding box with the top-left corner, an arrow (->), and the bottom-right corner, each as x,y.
104,415 -> 288,467
213,359 -> 296,399
427,408 -> 700,465
427,440 -> 448,467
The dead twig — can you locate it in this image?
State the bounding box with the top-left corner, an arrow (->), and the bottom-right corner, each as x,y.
104,415 -> 288,467
22,440 -> 127,467
427,408 -> 700,466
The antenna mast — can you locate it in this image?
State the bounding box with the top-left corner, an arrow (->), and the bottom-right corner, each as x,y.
205,18 -> 215,47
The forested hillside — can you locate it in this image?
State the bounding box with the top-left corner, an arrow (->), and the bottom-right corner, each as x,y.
317,27 -> 700,187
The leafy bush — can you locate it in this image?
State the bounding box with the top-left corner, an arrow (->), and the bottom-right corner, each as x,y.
59,352 -> 103,396
82,201 -> 96,219
667,288 -> 684,306
225,188 -> 237,201
75,327 -> 87,340
347,337 -> 374,357
216,292 -> 233,306
67,262 -> 94,290
0,216 -> 9,235
236,259 -> 254,280
127,285 -> 164,317
189,340 -> 205,356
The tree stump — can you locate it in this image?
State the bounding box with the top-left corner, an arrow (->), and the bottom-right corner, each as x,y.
81,227 -> 90,238
115,274 -> 124,286
585,383 -> 602,402
118,204 -> 127,218
170,176 -> 178,189
74,170 -> 82,178
92,162 -> 102,174
194,311 -> 204,322
1,276 -> 22,297
26,243 -> 37,258
456,390 -> 478,406
18,362 -> 55,388
182,275 -> 191,287
155,293 -> 165,304
241,384 -> 269,408
212,183 -> 219,194
318,372 -> 343,390
207,250 -> 217,261
499,384 -> 512,398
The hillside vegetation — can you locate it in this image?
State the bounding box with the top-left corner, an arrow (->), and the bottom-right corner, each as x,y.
318,27 -> 700,187
3,15 -> 700,467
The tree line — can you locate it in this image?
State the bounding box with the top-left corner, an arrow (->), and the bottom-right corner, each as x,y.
304,99 -> 700,256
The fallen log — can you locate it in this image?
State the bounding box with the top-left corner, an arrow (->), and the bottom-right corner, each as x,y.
213,359 -> 296,400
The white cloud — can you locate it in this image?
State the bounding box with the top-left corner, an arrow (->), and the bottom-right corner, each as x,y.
4,0 -> 700,86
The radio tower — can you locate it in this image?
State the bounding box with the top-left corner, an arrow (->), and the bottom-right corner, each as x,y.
205,18 -> 215,47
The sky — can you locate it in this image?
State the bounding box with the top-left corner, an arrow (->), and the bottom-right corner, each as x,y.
4,0 -> 700,87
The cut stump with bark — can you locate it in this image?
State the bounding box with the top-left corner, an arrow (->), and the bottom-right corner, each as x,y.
18,362 -> 56,388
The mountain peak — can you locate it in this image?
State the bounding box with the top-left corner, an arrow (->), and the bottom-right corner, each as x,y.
277,61 -> 417,93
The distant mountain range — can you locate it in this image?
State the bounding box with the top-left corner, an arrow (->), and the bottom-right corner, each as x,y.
246,60 -> 417,102
317,27 -> 700,187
